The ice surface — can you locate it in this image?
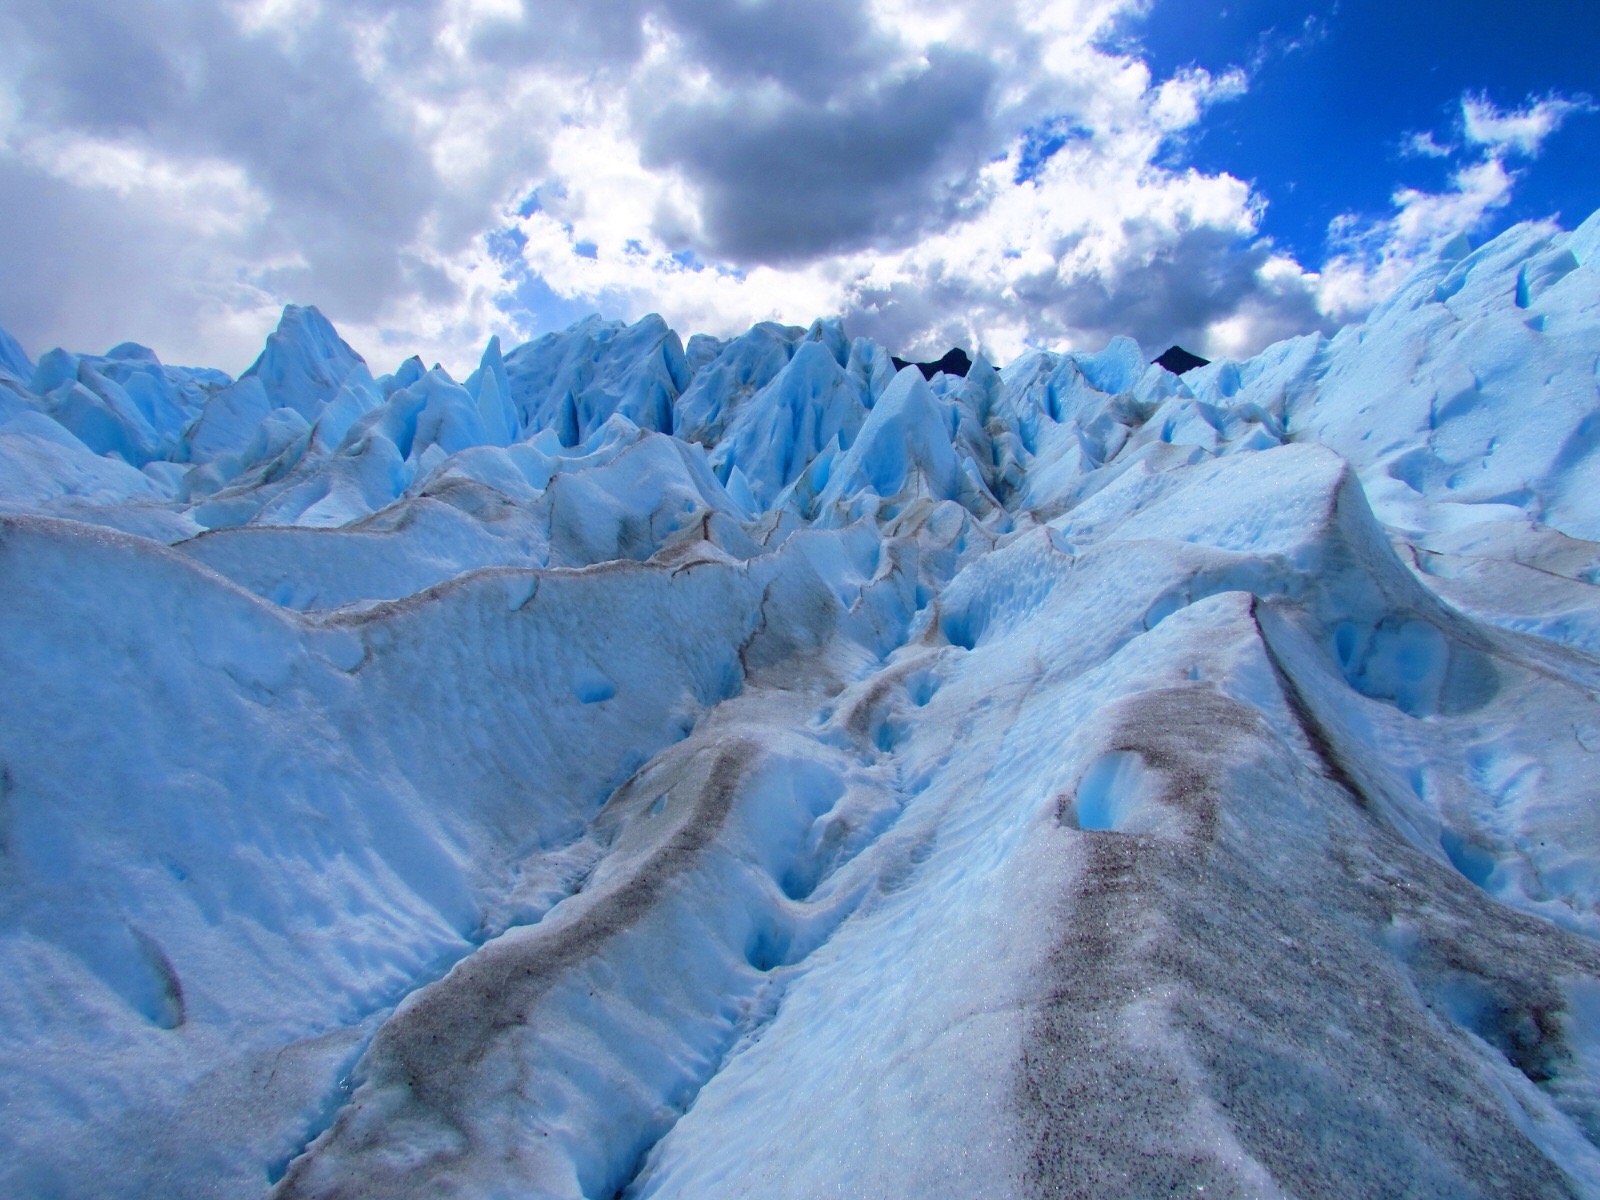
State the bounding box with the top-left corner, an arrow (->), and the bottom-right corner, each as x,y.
0,321 -> 33,382
4,208 -> 1600,1198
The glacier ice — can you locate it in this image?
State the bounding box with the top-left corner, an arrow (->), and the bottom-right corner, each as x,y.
3,209 -> 1600,1197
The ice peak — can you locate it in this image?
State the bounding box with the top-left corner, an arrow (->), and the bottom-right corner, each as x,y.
0,321 -> 34,382
241,304 -> 367,419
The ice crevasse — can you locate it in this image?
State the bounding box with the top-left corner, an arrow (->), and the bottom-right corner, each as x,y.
2,210 -> 1600,1197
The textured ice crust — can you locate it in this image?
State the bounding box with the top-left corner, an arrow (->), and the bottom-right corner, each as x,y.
3,210 -> 1600,1197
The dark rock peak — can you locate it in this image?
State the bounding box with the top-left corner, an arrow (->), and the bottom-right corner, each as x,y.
891,348 -> 973,380
1154,346 -> 1210,375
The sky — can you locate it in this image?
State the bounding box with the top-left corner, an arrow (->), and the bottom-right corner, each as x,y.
0,0 -> 1594,377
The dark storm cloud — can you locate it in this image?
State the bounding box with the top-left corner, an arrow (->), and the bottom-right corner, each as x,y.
1022,224 -> 1330,353
470,0 -> 882,96
468,0 -> 962,263
469,0 -> 651,70
843,223 -> 1330,362
656,0 -> 888,101
640,45 -> 998,262
2,0 -> 446,322
8,2 -> 188,134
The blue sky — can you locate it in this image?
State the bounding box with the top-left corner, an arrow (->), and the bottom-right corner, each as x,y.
1131,0 -> 1599,266
0,0 -> 1593,374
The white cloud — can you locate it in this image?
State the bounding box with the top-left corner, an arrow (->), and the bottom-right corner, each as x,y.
1317,90 -> 1592,322
1149,67 -> 1247,132
1462,91 -> 1595,157
13,132 -> 270,237
1318,156 -> 1515,319
1400,130 -> 1452,159
493,22 -> 1303,363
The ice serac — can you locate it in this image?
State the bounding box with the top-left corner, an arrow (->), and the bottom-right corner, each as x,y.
709,337 -> 867,509
308,365 -> 382,454
671,320 -> 803,447
242,305 -> 368,420
502,313 -> 687,447
465,335 -> 518,446
806,364 -> 988,524
4,208 -> 1600,1199
188,376 -> 277,465
0,322 -> 34,382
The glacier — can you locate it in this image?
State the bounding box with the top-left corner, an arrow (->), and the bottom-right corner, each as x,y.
2,209 -> 1600,1198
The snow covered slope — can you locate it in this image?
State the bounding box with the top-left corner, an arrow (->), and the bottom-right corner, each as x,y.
3,208 -> 1600,1199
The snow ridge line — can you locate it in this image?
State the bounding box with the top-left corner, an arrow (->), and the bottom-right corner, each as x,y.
1249,597 -> 1373,811
265,597 -> 932,1200
271,740 -> 761,1198
265,829 -> 605,1186
569,604 -> 965,1198
610,660 -> 946,1197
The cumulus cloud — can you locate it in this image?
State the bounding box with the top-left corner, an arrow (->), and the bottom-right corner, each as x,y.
0,0 -> 1447,374
639,46 -> 999,262
7,0 -> 443,304
497,8 -> 1321,363
831,68 -> 1304,361
0,0 -> 580,367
